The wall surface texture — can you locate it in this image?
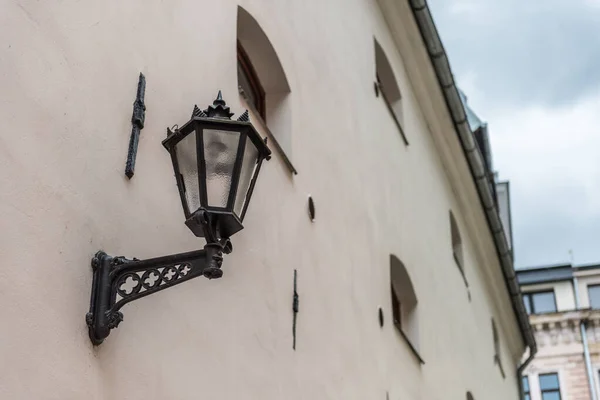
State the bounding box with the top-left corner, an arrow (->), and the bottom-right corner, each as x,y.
0,0 -> 524,399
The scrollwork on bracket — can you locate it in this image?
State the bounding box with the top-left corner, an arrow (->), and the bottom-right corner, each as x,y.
110,261 -> 196,314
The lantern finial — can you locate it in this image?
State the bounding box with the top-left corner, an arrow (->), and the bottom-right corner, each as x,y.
204,90 -> 234,119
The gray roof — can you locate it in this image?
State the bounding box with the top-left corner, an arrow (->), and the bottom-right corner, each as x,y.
516,262 -> 600,285
516,264 -> 573,285
575,263 -> 600,271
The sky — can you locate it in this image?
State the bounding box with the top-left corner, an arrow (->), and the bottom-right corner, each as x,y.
429,0 -> 600,268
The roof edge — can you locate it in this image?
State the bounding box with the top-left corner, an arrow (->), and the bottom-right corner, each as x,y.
407,0 -> 536,355
517,262 -> 572,272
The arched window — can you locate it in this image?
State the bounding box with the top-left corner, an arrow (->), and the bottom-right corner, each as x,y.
390,255 -> 420,358
450,211 -> 464,272
467,391 -> 474,400
492,319 -> 499,356
237,7 -> 293,164
492,319 -> 505,378
375,39 -> 408,145
237,41 -> 265,119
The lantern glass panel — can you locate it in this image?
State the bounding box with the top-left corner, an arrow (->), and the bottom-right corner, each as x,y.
234,138 -> 259,216
176,131 -> 200,214
203,129 -> 240,208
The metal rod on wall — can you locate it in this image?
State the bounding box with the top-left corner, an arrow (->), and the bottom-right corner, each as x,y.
125,73 -> 146,179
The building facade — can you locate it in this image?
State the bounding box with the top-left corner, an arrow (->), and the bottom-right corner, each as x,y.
0,1 -> 533,399
518,263 -> 600,400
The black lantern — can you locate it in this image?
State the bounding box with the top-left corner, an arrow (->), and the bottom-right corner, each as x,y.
163,91 -> 271,239
85,92 -> 271,345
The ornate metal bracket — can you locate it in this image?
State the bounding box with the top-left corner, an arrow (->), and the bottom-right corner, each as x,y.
86,211 -> 231,345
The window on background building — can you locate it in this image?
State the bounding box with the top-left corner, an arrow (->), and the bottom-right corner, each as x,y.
374,39 -> 408,145
588,284 -> 600,309
466,391 -> 474,400
539,373 -> 561,400
390,255 -> 420,357
522,291 -> 557,314
449,211 -> 465,276
523,376 -> 530,400
237,6 -> 293,160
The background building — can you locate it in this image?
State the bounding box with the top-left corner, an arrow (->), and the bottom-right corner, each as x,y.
460,90 -> 514,254
0,1 -> 533,399
518,263 -> 600,400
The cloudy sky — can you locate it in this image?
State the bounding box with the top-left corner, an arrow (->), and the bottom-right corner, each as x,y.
429,0 -> 600,268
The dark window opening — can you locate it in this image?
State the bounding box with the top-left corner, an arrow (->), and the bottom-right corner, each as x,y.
374,39 -> 408,145
522,291 -> 557,314
449,211 -> 467,288
492,319 -> 505,378
588,284 -> 600,309
237,41 -> 266,120
389,255 -> 422,363
391,286 -> 402,329
237,6 -> 295,172
539,373 -> 561,400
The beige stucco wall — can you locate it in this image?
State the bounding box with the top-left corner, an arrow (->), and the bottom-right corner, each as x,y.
0,1 -> 525,399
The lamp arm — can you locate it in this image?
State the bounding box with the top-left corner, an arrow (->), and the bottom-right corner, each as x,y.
86,237 -> 231,345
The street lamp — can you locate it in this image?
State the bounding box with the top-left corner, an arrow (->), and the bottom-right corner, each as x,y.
86,92 -> 271,345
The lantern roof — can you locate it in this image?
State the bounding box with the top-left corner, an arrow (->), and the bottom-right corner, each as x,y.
203,90 -> 234,119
